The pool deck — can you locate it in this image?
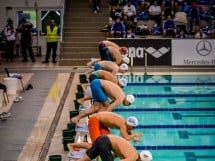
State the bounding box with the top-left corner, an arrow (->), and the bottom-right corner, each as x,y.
0,57 -> 215,161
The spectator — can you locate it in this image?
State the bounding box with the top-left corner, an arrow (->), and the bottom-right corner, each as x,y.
123,28 -> 136,38
162,15 -> 177,37
3,18 -> 16,62
132,22 -> 147,35
187,2 -> 201,33
148,0 -> 162,26
162,0 -> 174,10
42,19 -> 60,64
150,23 -> 162,35
176,29 -> 188,38
136,0 -> 150,21
93,0 -> 100,13
174,4 -> 188,33
110,7 -> 122,21
20,18 -> 35,62
195,27 -> 207,38
110,16 -> 126,37
163,6 -> 174,19
123,0 -> 137,23
183,1 -> 190,13
202,25 -> 214,37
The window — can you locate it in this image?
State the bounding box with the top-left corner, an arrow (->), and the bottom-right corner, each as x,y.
41,10 -> 61,35
17,10 -> 37,34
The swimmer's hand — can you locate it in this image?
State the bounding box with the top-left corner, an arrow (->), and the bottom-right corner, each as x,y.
132,133 -> 143,142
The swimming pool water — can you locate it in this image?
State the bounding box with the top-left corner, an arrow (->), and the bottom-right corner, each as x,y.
113,75 -> 215,161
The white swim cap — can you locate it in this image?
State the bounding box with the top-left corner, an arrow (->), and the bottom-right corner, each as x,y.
126,116 -> 138,127
119,63 -> 128,71
122,56 -> 130,64
126,94 -> 135,104
139,150 -> 153,161
118,77 -> 128,87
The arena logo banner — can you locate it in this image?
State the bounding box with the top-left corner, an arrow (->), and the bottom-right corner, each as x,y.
172,39 -> 215,65
109,39 -> 171,66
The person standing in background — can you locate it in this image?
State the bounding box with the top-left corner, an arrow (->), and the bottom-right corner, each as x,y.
3,18 -> 16,62
20,18 -> 35,62
42,19 -> 60,64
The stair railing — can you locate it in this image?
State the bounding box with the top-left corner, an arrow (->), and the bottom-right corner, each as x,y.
60,0 -> 66,60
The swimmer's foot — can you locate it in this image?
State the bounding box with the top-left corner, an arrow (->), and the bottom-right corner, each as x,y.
71,116 -> 79,124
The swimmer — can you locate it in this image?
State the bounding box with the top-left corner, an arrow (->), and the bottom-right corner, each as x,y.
86,60 -> 129,76
67,112 -> 142,152
78,70 -> 128,106
76,135 -> 153,161
71,79 -> 135,124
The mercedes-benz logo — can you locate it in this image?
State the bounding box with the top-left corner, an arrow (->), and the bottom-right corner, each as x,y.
196,40 -> 212,56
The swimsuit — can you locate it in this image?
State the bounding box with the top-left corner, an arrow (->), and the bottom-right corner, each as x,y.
88,116 -> 111,143
90,79 -> 108,103
94,63 -> 103,71
89,71 -> 100,82
86,135 -> 113,161
101,47 -> 113,61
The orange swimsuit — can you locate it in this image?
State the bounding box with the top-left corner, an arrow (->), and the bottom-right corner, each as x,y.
88,116 -> 111,143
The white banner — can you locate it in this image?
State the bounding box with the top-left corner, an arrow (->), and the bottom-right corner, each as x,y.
172,39 -> 215,65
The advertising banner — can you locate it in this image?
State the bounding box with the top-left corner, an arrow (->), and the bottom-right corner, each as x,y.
172,39 -> 215,66
109,38 -> 171,66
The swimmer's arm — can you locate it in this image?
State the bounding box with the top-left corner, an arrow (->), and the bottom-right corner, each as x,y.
129,132 -> 143,142
111,68 -> 118,76
121,130 -> 143,142
114,59 -> 122,66
106,101 -> 120,111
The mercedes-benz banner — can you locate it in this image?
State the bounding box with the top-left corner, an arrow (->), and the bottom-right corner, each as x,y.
172,39 -> 215,66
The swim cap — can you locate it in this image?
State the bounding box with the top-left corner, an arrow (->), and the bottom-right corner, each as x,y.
120,46 -> 128,54
126,94 -> 135,104
126,116 -> 138,127
122,55 -> 130,64
139,150 -> 153,161
119,63 -> 128,71
118,77 -> 128,87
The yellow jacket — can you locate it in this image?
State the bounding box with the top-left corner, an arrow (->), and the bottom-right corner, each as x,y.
46,26 -> 59,42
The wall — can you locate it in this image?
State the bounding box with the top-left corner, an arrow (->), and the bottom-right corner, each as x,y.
0,0 -> 64,55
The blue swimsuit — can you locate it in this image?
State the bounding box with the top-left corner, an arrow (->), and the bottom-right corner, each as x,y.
90,79 -> 108,103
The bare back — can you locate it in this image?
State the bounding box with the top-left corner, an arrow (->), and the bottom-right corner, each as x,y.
101,79 -> 125,106
108,135 -> 139,161
103,40 -> 120,49
99,61 -> 119,75
98,70 -> 118,85
108,47 -> 123,65
96,112 -> 125,128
